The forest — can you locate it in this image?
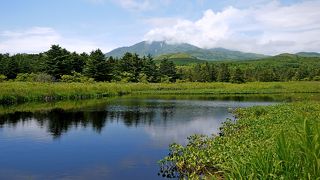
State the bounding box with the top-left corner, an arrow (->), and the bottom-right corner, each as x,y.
1,45 -> 320,83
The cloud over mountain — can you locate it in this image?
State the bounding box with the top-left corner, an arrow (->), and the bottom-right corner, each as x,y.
144,1 -> 320,55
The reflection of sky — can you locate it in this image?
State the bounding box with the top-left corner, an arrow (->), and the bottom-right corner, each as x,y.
145,117 -> 222,146
142,105 -> 231,146
106,99 -> 275,146
0,98 -> 277,179
0,120 -> 51,143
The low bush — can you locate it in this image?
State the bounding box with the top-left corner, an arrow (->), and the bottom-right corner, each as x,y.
0,74 -> 6,82
15,73 -> 53,82
60,72 -> 94,83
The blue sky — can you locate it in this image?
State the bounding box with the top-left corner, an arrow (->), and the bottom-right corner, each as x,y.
0,0 -> 319,54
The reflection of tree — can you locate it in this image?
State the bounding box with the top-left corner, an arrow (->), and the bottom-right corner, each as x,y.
161,105 -> 175,125
46,109 -> 86,138
0,109 -> 105,139
89,111 -> 108,133
106,106 -> 156,127
122,110 -> 155,127
0,104 -> 176,138
0,112 -> 33,128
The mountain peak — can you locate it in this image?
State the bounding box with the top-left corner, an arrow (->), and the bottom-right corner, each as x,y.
106,41 -> 267,61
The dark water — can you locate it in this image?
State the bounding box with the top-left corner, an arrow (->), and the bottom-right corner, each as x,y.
0,96 -> 276,180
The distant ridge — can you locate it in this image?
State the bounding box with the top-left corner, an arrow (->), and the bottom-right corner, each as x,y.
106,41 -> 268,61
295,52 -> 320,57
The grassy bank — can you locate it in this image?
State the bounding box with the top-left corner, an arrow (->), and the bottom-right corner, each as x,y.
0,98 -> 116,115
0,81 -> 320,104
159,102 -> 320,179
0,94 -> 312,115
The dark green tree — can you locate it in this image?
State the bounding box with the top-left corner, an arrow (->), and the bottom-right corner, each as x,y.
295,66 -> 309,80
0,53 -> 9,76
258,69 -> 276,82
199,62 -> 211,82
159,59 -> 177,82
44,45 -> 72,79
142,55 -> 159,82
84,49 -> 111,81
231,67 -> 245,83
119,53 -> 144,82
217,63 -> 230,82
210,64 -> 218,82
3,55 -> 19,79
69,52 -> 86,73
191,64 -> 202,82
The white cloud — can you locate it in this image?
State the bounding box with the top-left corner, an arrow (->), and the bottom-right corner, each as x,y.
114,0 -> 152,11
0,27 -> 60,54
144,0 -> 320,55
87,0 -> 173,11
144,17 -> 181,27
0,27 -> 112,54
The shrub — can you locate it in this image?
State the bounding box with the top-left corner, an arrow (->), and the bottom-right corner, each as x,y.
15,73 -> 34,82
34,73 -> 54,82
313,76 -> 320,81
176,79 -> 189,83
138,73 -> 148,83
120,72 -> 135,82
61,72 -> 94,83
60,75 -> 75,83
15,73 -> 53,82
0,74 -> 7,82
161,75 -> 171,83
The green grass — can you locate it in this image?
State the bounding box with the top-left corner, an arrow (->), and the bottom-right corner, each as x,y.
0,98 -> 115,115
159,102 -> 320,179
1,81 -> 320,104
0,82 -> 135,104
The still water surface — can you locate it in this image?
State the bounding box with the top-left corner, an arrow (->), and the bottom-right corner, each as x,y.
0,96 -> 276,179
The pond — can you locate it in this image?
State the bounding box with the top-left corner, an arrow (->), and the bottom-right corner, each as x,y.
0,96 -> 277,179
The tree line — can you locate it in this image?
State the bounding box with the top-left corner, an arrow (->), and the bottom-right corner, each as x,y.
0,45 -> 177,83
0,45 -> 319,83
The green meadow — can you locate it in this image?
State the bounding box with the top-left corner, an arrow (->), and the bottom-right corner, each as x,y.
1,81 -> 320,104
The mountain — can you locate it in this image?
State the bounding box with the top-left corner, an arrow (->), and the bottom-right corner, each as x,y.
154,53 -> 208,65
295,52 -> 320,57
106,41 -> 267,61
106,41 -> 199,58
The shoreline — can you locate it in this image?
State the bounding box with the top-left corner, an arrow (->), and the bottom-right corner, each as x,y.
1,81 -> 320,105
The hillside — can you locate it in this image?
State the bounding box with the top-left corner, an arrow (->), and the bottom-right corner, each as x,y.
106,41 -> 267,61
295,52 -> 320,57
224,53 -> 320,68
153,53 -> 206,65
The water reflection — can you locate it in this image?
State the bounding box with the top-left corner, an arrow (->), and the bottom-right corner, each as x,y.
0,97 -> 277,179
0,98 -> 275,141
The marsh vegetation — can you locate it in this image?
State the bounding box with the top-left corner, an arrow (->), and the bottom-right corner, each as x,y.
0,81 -> 320,105
159,102 -> 320,179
